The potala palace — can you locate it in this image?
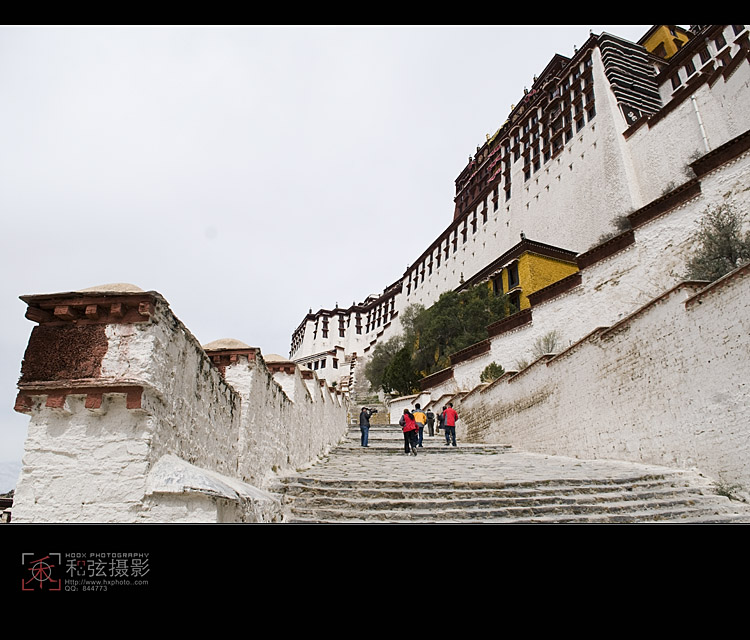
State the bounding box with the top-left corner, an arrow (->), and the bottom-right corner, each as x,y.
289,25 -> 750,392
9,25 -> 750,522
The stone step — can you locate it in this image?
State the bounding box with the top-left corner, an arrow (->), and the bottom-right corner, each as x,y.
272,426 -> 750,524
284,494 -> 724,519
331,446 -> 507,455
281,479 -> 734,514
287,508 -> 750,524
285,496 -> 749,523
278,480 -> 706,501
277,473 -> 691,491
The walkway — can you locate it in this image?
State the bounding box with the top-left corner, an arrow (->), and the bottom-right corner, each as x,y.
272,423 -> 750,523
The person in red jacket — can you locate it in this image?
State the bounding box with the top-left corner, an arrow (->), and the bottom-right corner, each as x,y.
443,402 -> 458,447
400,409 -> 419,456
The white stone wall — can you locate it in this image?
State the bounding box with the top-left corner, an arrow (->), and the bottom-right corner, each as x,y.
13,293 -> 349,523
452,355 -> 492,391
457,266 -> 750,488
387,394 -> 419,423
394,47 -> 643,318
13,392 -> 158,523
630,58 -> 750,205
422,144 -> 750,389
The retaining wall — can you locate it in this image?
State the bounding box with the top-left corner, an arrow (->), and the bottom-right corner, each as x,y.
12,287 -> 348,523
458,265 -> 750,487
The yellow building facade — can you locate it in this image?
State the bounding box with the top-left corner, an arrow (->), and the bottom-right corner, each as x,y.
638,25 -> 692,59
491,250 -> 579,313
460,237 -> 579,315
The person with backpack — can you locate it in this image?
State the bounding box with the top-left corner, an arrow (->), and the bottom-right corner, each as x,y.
399,409 -> 419,456
413,404 -> 427,448
437,406 -> 446,435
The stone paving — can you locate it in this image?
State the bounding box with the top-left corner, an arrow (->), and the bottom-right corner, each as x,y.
272,423 -> 750,523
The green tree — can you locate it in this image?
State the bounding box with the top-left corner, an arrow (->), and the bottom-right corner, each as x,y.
685,204 -> 750,282
363,303 -> 425,392
412,284 -> 513,375
381,346 -> 421,396
364,285 -> 513,390
480,362 -> 505,383
399,303 -> 425,348
364,335 -> 404,391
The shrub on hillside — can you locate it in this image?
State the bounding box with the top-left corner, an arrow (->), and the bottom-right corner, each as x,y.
480,362 -> 505,383
684,204 -> 750,282
531,330 -> 563,359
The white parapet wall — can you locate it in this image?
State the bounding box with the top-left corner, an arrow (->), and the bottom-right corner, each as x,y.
419,132 -> 750,394
12,286 -> 349,523
456,265 -> 750,488
411,132 -> 750,488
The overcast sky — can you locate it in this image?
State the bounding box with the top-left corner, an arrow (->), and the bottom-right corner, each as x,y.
0,25 -> 651,466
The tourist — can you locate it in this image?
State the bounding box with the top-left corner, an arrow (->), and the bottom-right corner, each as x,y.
400,409 -> 419,456
359,407 -> 372,447
437,406 -> 446,435
425,408 -> 435,437
444,402 -> 458,447
413,403 -> 427,447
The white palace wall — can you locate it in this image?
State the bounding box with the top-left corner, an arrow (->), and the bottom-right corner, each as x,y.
12,289 -> 348,523
412,131 -> 750,396
425,138 -> 750,487
294,28 -> 750,393
628,55 -> 750,204
458,266 -> 750,488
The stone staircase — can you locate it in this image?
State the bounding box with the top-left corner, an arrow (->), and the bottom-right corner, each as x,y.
273,422 -> 750,523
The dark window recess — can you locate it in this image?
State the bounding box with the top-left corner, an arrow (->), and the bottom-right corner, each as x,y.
492,276 -> 503,296
508,290 -> 521,314
508,262 -> 520,289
